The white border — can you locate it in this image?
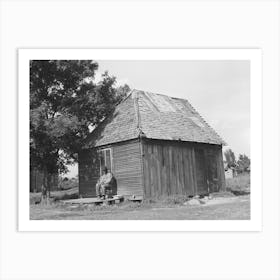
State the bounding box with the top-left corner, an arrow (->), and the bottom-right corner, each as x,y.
18,49 -> 262,231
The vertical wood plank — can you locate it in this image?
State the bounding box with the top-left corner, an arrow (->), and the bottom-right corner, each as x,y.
148,144 -> 155,198
162,145 -> 167,196
204,148 -> 210,193
166,146 -> 171,196
169,146 -> 174,194
182,148 -> 187,195
178,146 -> 184,195
191,148 -> 198,195
176,146 -> 180,194
191,149 -> 196,195
218,146 -> 226,191
187,149 -> 193,195
174,146 -> 179,195
171,146 -> 176,195
144,143 -> 151,198
154,144 -> 159,198
156,144 -> 162,198
140,139 -> 146,198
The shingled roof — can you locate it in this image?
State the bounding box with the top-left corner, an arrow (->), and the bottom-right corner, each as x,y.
86,89 -> 226,147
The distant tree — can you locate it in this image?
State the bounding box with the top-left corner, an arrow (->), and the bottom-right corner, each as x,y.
115,84 -> 131,100
224,149 -> 236,168
237,154 -> 250,173
30,60 -> 130,197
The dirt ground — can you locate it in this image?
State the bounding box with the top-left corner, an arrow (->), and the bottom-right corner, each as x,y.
30,194 -> 250,220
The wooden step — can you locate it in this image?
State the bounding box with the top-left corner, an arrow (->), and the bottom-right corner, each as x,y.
61,195 -> 124,205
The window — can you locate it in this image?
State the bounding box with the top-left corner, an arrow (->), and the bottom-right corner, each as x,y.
98,148 -> 112,175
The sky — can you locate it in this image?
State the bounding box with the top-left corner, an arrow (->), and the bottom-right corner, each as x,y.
67,60 -> 250,178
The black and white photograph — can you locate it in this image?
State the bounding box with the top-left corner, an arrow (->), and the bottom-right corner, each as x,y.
28,57 -> 251,220
1,1 -> 279,280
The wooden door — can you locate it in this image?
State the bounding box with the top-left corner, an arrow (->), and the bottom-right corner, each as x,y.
205,150 -> 219,193
98,148 -> 113,175
97,148 -> 117,195
194,149 -> 208,194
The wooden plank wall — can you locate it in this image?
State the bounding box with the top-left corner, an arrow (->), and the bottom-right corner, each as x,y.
112,140 -> 143,197
78,139 -> 144,198
79,139 -> 225,198
194,148 -> 208,194
142,140 -> 225,198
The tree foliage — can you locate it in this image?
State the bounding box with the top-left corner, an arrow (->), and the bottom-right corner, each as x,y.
224,149 -> 236,168
236,154 -> 250,173
224,149 -> 250,174
30,60 -> 130,188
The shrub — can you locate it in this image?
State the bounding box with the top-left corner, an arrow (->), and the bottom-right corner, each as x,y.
142,195 -> 189,206
58,177 -> 78,190
161,195 -> 189,205
226,173 -> 250,195
53,192 -> 79,201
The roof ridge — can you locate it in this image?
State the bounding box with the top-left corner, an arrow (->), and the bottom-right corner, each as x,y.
132,92 -> 140,129
132,90 -> 146,138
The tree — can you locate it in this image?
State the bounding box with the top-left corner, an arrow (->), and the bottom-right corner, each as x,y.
224,149 -> 236,168
30,60 -> 130,197
237,154 -> 250,173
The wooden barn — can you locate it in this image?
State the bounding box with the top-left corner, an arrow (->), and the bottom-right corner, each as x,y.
78,89 -> 226,199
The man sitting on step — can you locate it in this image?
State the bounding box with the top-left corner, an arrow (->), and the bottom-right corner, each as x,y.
95,166 -> 115,199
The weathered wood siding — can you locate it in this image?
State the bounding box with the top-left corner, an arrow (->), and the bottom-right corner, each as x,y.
142,139 -> 225,198
78,139 -> 143,197
79,138 -> 225,198
112,140 -> 143,196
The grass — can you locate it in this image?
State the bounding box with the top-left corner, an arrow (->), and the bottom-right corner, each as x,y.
30,187 -> 78,204
226,173 -> 250,195
142,195 -> 190,205
29,174 -> 250,220
30,194 -> 250,220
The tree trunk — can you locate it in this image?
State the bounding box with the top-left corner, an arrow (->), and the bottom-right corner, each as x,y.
47,173 -> 51,198
41,166 -> 50,205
